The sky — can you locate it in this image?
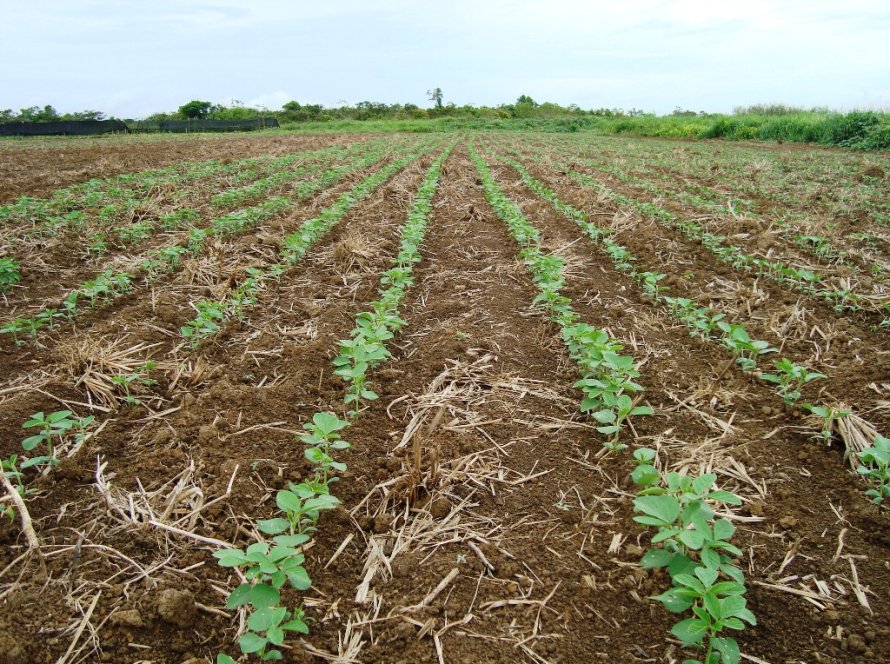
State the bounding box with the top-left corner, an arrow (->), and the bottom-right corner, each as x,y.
1,0 -> 889,118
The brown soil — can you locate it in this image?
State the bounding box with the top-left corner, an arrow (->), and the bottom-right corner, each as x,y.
0,137 -> 888,664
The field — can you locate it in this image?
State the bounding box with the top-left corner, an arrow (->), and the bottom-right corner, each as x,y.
0,132 -> 888,664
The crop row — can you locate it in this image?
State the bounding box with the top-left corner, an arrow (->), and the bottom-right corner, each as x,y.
0,139 -> 364,232
529,137 -> 888,280
470,140 -> 756,664
212,143 -> 454,662
0,140 -> 412,347
180,141 -> 442,347
543,134 -> 890,227
502,141 -> 888,325
480,141 -> 889,506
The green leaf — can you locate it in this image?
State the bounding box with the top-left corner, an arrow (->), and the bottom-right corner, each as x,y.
238,631 -> 268,654
21,435 -> 44,451
712,637 -> 740,664
652,588 -> 694,613
248,606 -> 287,632
641,548 -> 672,568
214,549 -> 248,567
287,566 -> 312,590
713,518 -> 735,541
217,655 -> 237,664
226,583 -> 253,608
692,474 -> 717,495
273,534 -> 311,547
708,490 -> 742,505
258,518 -> 290,535
250,584 -> 281,609
695,566 -> 719,587
282,618 -> 309,634
700,547 -> 721,569
671,617 -> 709,646
679,529 -> 706,550
276,490 -> 301,512
267,626 -> 285,646
311,411 -> 349,435
633,495 -> 680,524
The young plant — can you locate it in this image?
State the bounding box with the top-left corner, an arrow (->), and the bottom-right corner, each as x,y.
802,403 -> 850,444
760,358 -> 826,406
0,257 -> 21,291
717,322 -> 777,371
214,533 -> 313,661
856,434 -> 890,505
1,455 -> 32,521
111,360 -> 157,405
591,394 -> 653,451
631,448 -> 755,664
181,300 -> 226,346
298,412 -> 350,485
20,410 -> 82,469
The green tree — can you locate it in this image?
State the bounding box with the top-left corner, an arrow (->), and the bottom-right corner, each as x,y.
19,105 -> 60,122
178,100 -> 213,119
427,88 -> 443,109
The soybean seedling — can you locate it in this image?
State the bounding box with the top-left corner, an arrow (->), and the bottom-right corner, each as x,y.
20,410 -> 81,469
1,455 -> 32,521
298,412 -> 350,485
111,360 -> 157,405
857,435 -> 890,505
214,532 -> 313,661
0,257 -> 21,291
760,358 -> 826,406
803,403 -> 850,444
631,448 -> 755,664
718,322 -> 777,371
592,394 -> 653,451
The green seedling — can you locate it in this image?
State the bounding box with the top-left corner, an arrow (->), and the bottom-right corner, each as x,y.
717,322 -> 777,371
86,233 -> 108,256
1,318 -> 30,345
1,455 -> 33,521
803,403 -> 850,444
592,394 -> 653,451
214,533 -> 313,661
631,448 -> 754,664
0,257 -> 21,291
258,482 -> 341,538
298,412 -> 350,485
760,358 -> 826,406
181,300 -> 226,346
857,435 -> 890,505
640,271 -> 667,298
20,410 -> 82,469
111,360 -> 157,405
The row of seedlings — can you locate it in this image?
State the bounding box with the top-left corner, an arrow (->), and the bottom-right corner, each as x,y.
483,142 -> 889,506
0,140 -> 357,233
211,144 -> 454,662
0,140 -> 407,347
0,142 -> 369,295
538,136 -> 886,278
470,140 -> 758,664
506,139 -> 888,324
180,139 -> 444,347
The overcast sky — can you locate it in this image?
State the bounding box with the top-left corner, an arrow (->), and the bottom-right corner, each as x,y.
2,1 -> 888,118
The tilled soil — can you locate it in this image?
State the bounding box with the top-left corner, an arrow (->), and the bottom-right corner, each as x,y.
0,137 -> 888,664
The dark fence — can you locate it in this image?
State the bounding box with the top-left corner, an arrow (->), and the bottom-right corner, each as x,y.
128,117 -> 280,133
0,119 -> 129,136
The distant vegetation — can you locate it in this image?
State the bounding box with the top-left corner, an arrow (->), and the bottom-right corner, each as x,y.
3,98 -> 888,149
